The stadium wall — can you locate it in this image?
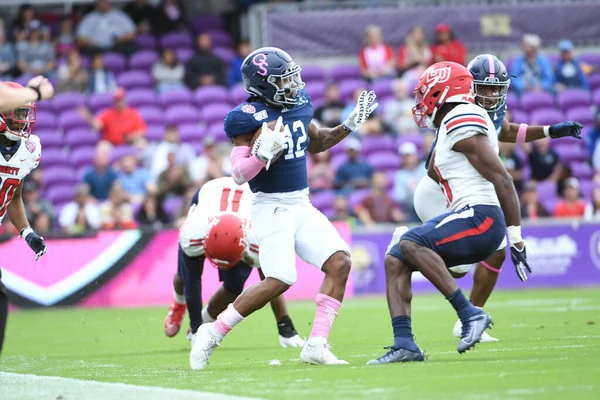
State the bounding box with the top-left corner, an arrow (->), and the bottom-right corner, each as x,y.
2,220 -> 599,308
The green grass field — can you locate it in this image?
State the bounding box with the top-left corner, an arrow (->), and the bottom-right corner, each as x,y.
2,287 -> 600,400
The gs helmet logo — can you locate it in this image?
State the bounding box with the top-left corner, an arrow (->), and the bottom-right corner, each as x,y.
252,53 -> 269,76
426,66 -> 452,84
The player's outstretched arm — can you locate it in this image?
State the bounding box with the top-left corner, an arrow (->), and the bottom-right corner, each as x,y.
499,119 -> 583,143
307,90 -> 378,154
0,76 -> 54,112
7,182 -> 47,261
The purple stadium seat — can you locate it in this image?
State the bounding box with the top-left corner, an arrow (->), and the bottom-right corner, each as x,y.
126,88 -> 157,108
190,15 -> 224,32
553,144 -> 587,163
590,74 -> 600,92
385,170 -> 395,190
160,32 -> 193,49
302,65 -> 326,82
47,184 -> 76,205
349,189 -> 370,208
146,125 -> 165,142
53,92 -> 86,110
194,85 -> 229,107
207,124 -> 228,142
166,105 -> 198,126
117,70 -> 153,90
88,93 -> 113,112
110,146 -> 137,164
558,89 -> 591,112
35,111 -> 58,130
397,134 -> 425,151
529,108 -> 564,125
159,88 -> 193,107
310,190 -> 335,210
103,52 -> 126,74
367,151 -> 400,170
129,50 -> 159,70
40,149 -> 70,168
330,64 -> 361,82
362,135 -> 396,156
138,106 -> 163,125
330,154 -> 347,172
176,48 -> 194,63
212,47 -> 236,66
35,99 -> 54,113
307,81 -> 326,100
339,79 -> 368,102
14,75 -> 33,87
70,147 -> 96,169
579,53 -> 600,66
571,162 -> 594,180
43,166 -> 76,187
370,79 -> 394,99
566,107 -> 595,126
135,34 -> 157,50
178,124 -> 206,144
536,180 -> 556,199
520,91 -> 555,112
580,179 -> 596,200
34,129 -> 58,140
58,110 -> 89,129
506,92 -> 519,110
511,109 -> 529,124
593,88 -> 600,106
230,84 -> 248,105
200,103 -> 231,126
321,207 -> 335,218
64,128 -> 100,149
163,196 -> 184,220
39,134 -> 63,150
209,31 -> 231,48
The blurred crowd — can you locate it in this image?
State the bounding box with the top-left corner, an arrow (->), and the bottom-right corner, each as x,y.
0,3 -> 599,240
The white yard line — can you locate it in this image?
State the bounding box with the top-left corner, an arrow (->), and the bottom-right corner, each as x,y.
0,372 -> 260,400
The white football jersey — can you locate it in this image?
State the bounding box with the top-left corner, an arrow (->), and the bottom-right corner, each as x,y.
432,103 -> 500,212
0,134 -> 41,224
179,177 -> 260,267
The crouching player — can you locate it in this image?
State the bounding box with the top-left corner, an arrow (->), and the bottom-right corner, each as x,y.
164,177 -> 304,348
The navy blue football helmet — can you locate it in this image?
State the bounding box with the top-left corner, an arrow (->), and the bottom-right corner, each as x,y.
241,47 -> 305,108
467,54 -> 510,111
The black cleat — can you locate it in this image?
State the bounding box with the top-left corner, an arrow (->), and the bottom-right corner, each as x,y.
366,346 -> 425,365
458,309 -> 493,353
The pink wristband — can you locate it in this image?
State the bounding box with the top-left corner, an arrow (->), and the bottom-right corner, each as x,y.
516,123 -> 528,144
231,146 -> 265,184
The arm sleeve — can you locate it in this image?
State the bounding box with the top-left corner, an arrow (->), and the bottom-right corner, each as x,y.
224,109 -> 260,139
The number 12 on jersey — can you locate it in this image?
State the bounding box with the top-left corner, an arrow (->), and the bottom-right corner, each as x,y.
283,120 -> 307,160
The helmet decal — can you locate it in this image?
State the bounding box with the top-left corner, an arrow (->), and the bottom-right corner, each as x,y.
252,53 -> 269,76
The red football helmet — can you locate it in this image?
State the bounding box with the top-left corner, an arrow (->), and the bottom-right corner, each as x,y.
412,61 -> 474,129
204,213 -> 249,270
0,82 -> 36,141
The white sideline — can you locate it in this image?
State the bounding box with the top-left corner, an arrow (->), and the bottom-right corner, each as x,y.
0,372 -> 260,400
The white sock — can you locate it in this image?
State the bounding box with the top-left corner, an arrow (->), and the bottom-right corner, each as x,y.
174,291 -> 186,305
202,306 -> 216,323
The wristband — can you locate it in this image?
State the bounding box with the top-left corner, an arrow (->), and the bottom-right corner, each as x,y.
516,123 -> 528,144
543,126 -> 550,138
28,85 -> 42,101
20,226 -> 34,239
507,225 -> 523,244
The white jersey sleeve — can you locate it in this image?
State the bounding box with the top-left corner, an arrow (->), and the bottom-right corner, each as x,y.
442,106 -> 490,149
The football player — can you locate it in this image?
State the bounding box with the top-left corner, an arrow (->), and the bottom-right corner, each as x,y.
165,177 -> 304,348
190,47 -> 377,370
413,54 -> 582,341
0,77 -> 54,355
368,61 -> 527,364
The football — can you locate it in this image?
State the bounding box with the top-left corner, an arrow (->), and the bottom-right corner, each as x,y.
249,119 -> 286,166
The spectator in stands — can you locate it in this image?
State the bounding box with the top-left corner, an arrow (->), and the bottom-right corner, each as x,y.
511,34 -> 554,95
430,23 -> 466,66
17,20 -> 56,77
174,187 -> 196,228
554,177 -> 585,218
314,83 -> 345,127
158,152 -> 192,197
11,4 -> 37,40
383,79 -> 416,135
153,0 -> 185,36
499,142 -> 523,192
77,0 -> 139,56
520,181 -> 549,220
151,125 -> 195,181
56,17 -> 76,55
83,87 -> 147,145
527,138 -> 560,182
584,187 -> 600,220
152,48 -> 185,93
334,138 -> 373,191
397,25 -> 431,79
308,150 -> 334,193
88,53 -> 117,94
188,136 -> 230,187
0,30 -> 16,79
184,33 -> 225,89
330,195 -> 356,226
23,181 -> 56,231
137,192 -> 170,228
59,183 -> 102,235
355,171 -> 404,227
358,25 -> 395,82
118,154 -> 153,205
100,182 -> 138,230
57,49 -> 89,93
556,163 -> 574,198
83,143 -> 119,201
33,211 -> 53,237
555,39 -> 589,91
229,40 -> 251,87
393,142 -> 425,222
588,110 -> 600,159
124,0 -> 155,34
